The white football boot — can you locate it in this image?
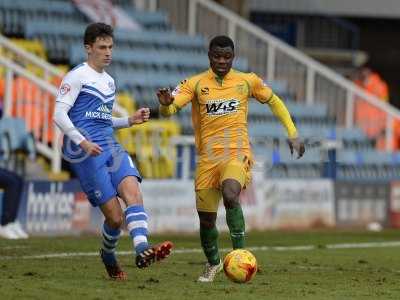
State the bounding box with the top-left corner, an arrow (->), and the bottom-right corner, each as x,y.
9,222 -> 29,239
198,260 -> 223,282
0,224 -> 19,239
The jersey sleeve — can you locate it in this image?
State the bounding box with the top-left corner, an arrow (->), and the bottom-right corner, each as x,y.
159,78 -> 195,117
172,78 -> 195,109
249,73 -> 273,103
53,102 -> 86,145
267,94 -> 298,139
56,71 -> 82,106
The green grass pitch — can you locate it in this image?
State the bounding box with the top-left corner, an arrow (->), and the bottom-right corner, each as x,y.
1,230 -> 400,300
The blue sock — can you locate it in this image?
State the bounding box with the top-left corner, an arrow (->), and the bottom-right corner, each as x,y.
101,222 -> 121,265
125,204 -> 149,255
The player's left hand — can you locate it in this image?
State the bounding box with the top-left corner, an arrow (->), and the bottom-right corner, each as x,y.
129,108 -> 150,125
287,137 -> 305,159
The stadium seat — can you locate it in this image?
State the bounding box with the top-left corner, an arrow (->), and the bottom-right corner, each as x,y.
0,117 -> 36,158
0,0 -> 84,36
114,118 -> 180,178
122,8 -> 169,30
0,39 -> 48,77
0,117 -> 36,175
0,130 -> 11,162
25,20 -> 206,61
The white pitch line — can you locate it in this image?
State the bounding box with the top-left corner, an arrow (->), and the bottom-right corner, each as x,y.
326,241 -> 400,249
1,240 -> 400,260
0,246 -> 30,250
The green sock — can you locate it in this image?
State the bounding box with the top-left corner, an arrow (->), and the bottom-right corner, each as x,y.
226,206 -> 245,249
200,226 -> 220,265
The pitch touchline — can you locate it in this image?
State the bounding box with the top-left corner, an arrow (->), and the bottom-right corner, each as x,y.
1,241 -> 400,260
0,246 -> 30,250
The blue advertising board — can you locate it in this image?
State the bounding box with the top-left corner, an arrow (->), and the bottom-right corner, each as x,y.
18,180 -> 102,235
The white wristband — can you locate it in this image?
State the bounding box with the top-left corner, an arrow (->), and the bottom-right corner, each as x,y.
112,117 -> 130,129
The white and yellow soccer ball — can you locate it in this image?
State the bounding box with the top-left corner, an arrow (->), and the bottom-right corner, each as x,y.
223,249 -> 257,283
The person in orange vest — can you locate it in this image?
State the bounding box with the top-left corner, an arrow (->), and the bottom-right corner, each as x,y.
357,67 -> 389,101
352,67 -> 396,149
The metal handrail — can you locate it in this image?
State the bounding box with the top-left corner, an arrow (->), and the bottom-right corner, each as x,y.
0,34 -> 64,78
0,56 -> 61,173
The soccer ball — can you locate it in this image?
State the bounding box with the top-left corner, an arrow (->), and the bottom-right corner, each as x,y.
223,249 -> 257,283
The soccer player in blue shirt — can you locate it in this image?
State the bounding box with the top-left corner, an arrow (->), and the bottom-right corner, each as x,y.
53,23 -> 173,280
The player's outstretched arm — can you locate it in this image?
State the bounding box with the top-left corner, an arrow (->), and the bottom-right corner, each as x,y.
250,73 -> 305,158
111,108 -> 150,130
129,108 -> 150,125
157,88 -> 174,105
157,88 -> 178,117
267,94 -> 305,158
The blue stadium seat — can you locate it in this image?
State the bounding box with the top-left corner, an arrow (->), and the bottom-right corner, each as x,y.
285,101 -> 328,119
25,19 -> 207,62
0,131 -> 11,162
122,9 -> 169,30
0,117 -> 36,159
0,0 -> 84,36
264,80 -> 288,96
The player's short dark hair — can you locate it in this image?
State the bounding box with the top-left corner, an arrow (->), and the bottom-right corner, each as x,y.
84,23 -> 114,45
209,35 -> 234,51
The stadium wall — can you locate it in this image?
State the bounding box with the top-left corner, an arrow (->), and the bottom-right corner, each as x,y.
4,175 -> 397,236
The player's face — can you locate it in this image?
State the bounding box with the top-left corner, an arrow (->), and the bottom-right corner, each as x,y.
208,46 -> 234,77
86,36 -> 113,70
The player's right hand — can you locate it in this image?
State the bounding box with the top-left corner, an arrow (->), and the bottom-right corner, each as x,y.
157,88 -> 174,106
80,140 -> 103,156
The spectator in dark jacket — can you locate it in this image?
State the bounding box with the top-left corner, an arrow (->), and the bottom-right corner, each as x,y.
0,168 -> 28,239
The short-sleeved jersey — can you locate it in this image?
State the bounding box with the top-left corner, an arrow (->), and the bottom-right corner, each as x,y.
172,68 -> 273,154
56,63 -> 117,158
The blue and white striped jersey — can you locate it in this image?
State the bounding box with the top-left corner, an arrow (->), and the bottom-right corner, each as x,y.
56,62 -> 118,158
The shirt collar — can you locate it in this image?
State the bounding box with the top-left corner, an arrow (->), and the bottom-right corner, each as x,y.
207,68 -> 234,83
